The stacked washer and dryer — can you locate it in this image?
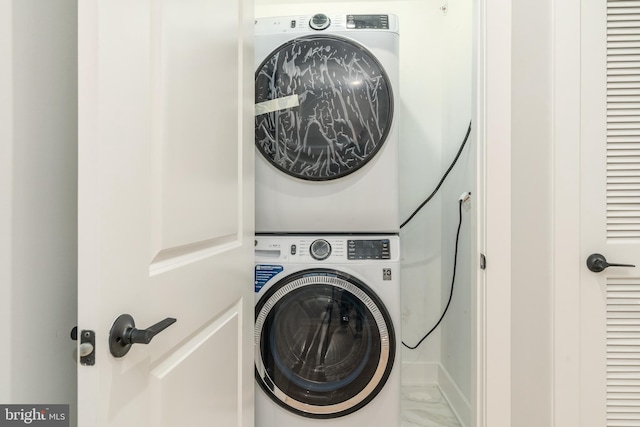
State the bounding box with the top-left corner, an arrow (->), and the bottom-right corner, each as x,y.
254,13 -> 401,427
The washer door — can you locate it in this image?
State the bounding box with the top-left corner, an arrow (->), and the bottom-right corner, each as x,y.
255,35 -> 394,181
255,269 -> 395,419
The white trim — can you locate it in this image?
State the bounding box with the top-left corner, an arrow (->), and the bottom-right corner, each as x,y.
401,361 -> 440,386
480,0 -> 512,426
0,0 -> 13,403
401,362 -> 472,427
77,1 -> 100,425
472,0 -> 486,425
552,0 -> 582,426
439,364 -> 472,427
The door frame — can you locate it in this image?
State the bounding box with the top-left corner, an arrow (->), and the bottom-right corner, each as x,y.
480,0 -> 585,425
476,0 -> 512,426
0,0 -> 13,403
551,0 -> 581,425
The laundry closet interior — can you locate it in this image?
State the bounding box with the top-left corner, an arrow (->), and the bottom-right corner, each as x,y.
2,0 -> 477,426
253,0 -> 476,426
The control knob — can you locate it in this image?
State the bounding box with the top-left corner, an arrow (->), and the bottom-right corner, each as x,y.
310,13 -> 331,30
310,239 -> 331,260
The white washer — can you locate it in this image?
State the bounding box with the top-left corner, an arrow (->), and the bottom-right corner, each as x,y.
254,14 -> 400,234
254,234 -> 400,427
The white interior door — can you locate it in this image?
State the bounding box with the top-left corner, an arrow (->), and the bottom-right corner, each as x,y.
77,1 -> 254,426
580,1 -> 640,425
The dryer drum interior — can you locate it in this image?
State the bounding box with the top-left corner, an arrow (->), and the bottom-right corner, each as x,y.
255,35 -> 394,181
255,269 -> 396,418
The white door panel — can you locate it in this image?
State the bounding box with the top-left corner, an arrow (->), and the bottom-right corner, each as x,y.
77,1 -> 254,426
149,305 -> 241,427
581,1 -> 640,425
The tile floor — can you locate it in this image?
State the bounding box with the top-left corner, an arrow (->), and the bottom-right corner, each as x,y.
401,385 -> 462,427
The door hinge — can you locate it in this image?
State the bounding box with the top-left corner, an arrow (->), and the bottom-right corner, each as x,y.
480,253 -> 487,270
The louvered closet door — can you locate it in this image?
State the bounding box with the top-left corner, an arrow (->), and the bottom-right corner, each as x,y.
581,1 -> 640,426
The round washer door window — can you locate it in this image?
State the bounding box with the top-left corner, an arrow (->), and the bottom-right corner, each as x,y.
255,35 -> 394,181
254,269 -> 395,418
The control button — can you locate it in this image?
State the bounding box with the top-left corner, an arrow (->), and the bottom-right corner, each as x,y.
291,244 -> 297,255
290,20 -> 296,28
309,13 -> 331,30
310,239 -> 332,260
346,15 -> 355,29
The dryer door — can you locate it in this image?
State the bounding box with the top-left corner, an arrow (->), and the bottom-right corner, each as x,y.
255,35 -> 394,181
254,269 -> 395,419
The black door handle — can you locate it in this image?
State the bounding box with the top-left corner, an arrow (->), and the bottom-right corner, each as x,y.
586,253 -> 635,273
109,314 -> 176,358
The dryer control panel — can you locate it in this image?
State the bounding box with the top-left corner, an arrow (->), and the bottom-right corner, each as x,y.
255,13 -> 399,35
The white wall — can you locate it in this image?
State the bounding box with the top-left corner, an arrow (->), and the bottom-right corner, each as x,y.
439,0 -> 474,421
394,1 -> 444,377
0,0 -> 78,424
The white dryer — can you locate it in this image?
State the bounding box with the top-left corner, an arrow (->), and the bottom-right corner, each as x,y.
254,14 -> 400,234
254,234 -> 400,427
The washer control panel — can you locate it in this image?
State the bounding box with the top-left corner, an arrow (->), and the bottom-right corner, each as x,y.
255,235 -> 399,263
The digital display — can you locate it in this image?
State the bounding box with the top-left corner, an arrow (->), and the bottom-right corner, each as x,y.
346,15 -> 389,30
347,239 -> 391,260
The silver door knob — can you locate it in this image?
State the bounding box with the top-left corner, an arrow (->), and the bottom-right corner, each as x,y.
79,342 -> 94,357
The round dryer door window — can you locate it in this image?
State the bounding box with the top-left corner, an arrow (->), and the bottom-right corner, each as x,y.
254,269 -> 395,418
255,35 -> 394,181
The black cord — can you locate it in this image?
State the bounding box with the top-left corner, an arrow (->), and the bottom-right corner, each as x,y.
402,198 -> 464,350
400,121 -> 472,229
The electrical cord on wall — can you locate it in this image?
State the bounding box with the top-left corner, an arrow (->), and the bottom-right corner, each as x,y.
400,121 -> 472,229
400,121 -> 472,350
402,197 -> 466,349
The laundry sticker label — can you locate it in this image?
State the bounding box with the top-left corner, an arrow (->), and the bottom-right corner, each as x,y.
255,95 -> 300,116
255,265 -> 284,292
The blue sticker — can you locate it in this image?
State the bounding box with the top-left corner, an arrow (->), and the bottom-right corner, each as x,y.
255,265 -> 284,292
